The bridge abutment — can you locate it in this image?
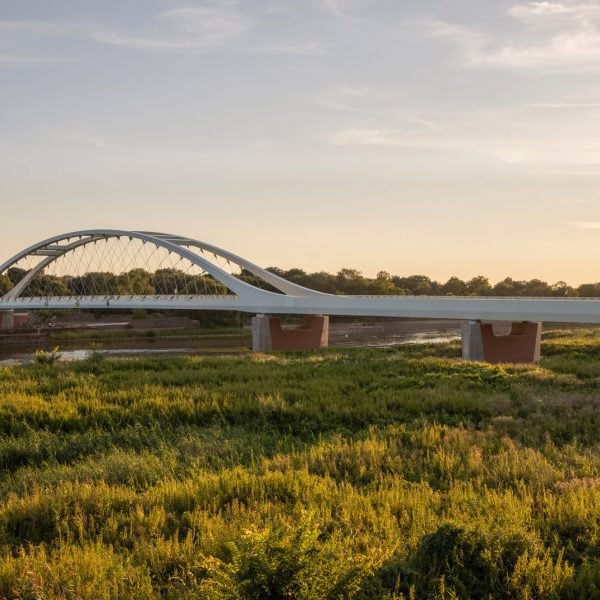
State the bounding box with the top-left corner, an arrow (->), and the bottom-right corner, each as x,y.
0,310 -> 14,330
462,320 -> 541,364
252,314 -> 329,352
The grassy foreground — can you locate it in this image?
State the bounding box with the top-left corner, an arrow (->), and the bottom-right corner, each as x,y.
0,331 -> 600,598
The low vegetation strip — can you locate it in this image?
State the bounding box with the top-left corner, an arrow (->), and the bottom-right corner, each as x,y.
0,330 -> 600,598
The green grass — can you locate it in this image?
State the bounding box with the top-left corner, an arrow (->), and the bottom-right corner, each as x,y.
1,330 -> 600,597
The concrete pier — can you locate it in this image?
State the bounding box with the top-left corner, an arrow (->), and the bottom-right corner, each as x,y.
462,320 -> 542,364
461,320 -> 485,361
252,314 -> 329,352
252,314 -> 273,352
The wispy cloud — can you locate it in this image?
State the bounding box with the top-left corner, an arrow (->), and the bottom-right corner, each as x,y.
478,31 -> 600,70
324,103 -> 600,171
314,84 -> 374,112
509,2 -> 600,23
92,3 -> 253,51
315,0 -> 373,17
408,2 -> 600,72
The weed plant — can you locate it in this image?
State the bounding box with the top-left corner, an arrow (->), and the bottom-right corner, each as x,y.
0,329 -> 600,597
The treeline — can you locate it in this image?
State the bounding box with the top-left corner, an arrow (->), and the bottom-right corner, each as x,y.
0,267 -> 232,297
2,264 -> 600,298
268,267 -> 600,297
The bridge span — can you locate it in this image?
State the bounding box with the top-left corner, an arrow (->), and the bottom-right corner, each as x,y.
1,229 -> 599,363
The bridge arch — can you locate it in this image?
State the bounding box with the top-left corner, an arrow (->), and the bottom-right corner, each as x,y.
0,229 -> 321,303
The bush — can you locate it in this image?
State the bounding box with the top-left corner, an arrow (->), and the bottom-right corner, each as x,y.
34,346 -> 61,365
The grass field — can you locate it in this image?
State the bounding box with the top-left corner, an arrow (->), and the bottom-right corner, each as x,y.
1,329 -> 600,598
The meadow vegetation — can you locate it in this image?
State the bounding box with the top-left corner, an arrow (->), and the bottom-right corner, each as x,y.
0,329 -> 600,597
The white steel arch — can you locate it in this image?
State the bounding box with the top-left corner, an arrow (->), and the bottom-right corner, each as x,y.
0,229 -> 319,301
1,228 -> 600,323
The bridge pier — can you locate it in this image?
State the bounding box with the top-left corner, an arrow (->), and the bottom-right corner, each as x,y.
252,314 -> 329,352
462,320 -> 541,364
0,310 -> 14,330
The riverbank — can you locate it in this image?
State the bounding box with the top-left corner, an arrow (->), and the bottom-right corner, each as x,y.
0,329 -> 600,597
0,319 -> 462,363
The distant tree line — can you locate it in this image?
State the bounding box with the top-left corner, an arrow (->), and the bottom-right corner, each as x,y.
0,267 -> 232,297
267,267 -> 600,297
1,264 -> 600,298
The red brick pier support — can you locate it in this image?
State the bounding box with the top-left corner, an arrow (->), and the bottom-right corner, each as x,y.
0,310 -> 14,330
462,320 -> 542,364
252,314 -> 329,351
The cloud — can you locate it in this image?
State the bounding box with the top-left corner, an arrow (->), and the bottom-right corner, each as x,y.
409,2 -> 600,72
314,84 -> 374,112
92,3 -> 253,51
316,0 -> 373,17
324,103 -> 600,171
477,30 -> 600,70
412,19 -> 487,57
327,127 -> 401,146
509,1 -> 600,22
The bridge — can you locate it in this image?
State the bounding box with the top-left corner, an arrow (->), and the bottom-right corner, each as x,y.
1,228 -> 600,362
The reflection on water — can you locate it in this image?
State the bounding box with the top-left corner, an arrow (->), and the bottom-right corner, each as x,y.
329,320 -> 461,348
332,332 -> 460,348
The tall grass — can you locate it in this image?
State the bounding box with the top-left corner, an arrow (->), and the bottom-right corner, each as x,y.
0,330 -> 600,597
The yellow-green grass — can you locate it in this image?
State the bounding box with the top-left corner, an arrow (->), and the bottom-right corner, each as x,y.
1,330 -> 600,598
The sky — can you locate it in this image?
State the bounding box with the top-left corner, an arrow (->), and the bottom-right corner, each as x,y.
1,0 -> 600,285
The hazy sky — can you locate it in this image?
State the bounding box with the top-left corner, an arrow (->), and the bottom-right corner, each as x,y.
2,0 -> 600,284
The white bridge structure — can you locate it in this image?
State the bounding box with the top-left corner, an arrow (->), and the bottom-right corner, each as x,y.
1,228 -> 600,362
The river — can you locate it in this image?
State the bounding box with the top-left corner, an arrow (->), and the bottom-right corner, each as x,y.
0,320 -> 462,364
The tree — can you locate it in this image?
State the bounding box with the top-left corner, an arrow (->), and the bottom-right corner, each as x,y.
442,276 -> 468,296
467,276 -> 492,296
393,275 -> 436,295
306,271 -> 337,294
336,268 -> 367,295
520,279 -> 551,297
0,274 -> 12,295
551,281 -> 578,297
371,271 -> 404,295
117,269 -> 155,295
70,272 -> 119,296
492,278 -> 516,296
7,267 -> 27,286
578,282 -> 600,297
25,274 -> 69,297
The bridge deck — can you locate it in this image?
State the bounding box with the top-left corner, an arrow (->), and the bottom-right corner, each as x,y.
2,294 -> 600,324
